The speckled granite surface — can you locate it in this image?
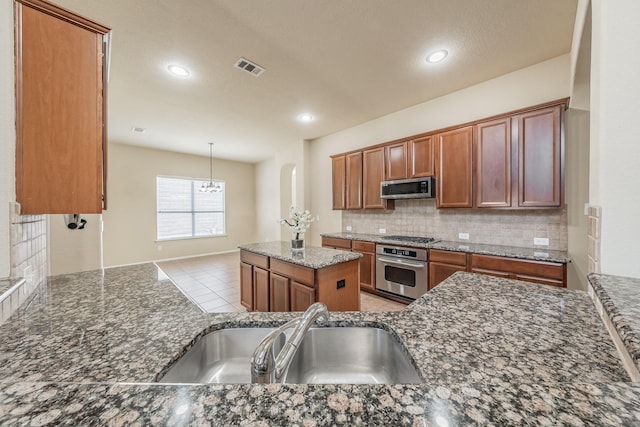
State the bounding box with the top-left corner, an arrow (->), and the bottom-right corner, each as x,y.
321,232 -> 571,263
239,241 -> 361,269
589,273 -> 640,373
0,265 -> 632,425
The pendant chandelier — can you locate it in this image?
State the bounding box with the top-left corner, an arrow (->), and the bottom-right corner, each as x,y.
200,142 -> 222,193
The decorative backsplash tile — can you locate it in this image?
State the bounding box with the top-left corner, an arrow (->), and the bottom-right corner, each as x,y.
587,205 -> 602,274
342,199 -> 568,251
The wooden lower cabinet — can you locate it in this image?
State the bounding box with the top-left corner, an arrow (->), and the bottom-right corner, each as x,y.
291,281 -> 316,311
253,267 -> 270,312
270,273 -> 290,312
352,240 -> 375,293
429,249 -> 469,289
240,262 -> 254,310
240,250 -> 358,312
470,254 -> 566,287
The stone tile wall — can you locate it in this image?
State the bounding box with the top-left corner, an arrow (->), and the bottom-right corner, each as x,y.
342,199 -> 568,250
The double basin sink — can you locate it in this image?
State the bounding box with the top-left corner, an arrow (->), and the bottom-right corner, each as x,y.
159,326 -> 422,384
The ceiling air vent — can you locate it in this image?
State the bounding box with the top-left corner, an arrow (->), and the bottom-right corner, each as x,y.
234,57 -> 265,77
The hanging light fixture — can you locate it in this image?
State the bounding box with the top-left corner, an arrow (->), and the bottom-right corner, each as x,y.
200,143 -> 222,193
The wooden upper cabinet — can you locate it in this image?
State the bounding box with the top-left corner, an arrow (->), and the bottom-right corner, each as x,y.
15,0 -> 110,214
363,147 -> 392,209
475,118 -> 512,208
408,136 -> 434,178
516,105 -> 563,207
385,141 -> 408,180
435,127 -> 474,208
345,152 -> 363,210
331,156 -> 346,210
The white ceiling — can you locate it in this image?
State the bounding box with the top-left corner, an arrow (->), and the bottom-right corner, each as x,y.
54,0 -> 578,163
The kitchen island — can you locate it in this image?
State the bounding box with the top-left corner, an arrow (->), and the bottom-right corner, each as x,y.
238,241 -> 361,312
0,264 -> 638,425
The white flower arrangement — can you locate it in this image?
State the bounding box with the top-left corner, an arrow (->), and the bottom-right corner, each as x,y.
279,207 -> 314,240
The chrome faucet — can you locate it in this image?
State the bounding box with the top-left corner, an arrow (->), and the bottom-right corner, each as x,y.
251,303 -> 329,383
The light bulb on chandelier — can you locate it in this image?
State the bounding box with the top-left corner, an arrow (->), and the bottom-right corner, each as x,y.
200,143 -> 222,193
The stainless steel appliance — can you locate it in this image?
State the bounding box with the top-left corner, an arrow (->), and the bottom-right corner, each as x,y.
380,177 -> 435,200
376,244 -> 429,300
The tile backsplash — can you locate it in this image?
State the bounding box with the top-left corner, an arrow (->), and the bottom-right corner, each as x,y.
9,202 -> 47,289
343,199 -> 568,250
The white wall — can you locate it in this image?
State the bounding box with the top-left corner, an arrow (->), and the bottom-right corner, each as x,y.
48,214 -> 103,275
0,0 -> 15,278
590,0 -> 640,277
307,55 -> 571,246
101,143 -> 257,267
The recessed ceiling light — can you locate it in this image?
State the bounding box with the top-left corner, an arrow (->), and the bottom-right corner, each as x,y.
167,64 -> 190,77
426,49 -> 449,64
297,113 -> 314,123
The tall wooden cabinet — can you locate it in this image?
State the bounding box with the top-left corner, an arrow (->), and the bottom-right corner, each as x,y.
435,126 -> 474,208
331,156 -> 346,210
345,152 -> 363,210
475,118 -> 512,208
15,0 -> 110,214
363,147 -> 392,209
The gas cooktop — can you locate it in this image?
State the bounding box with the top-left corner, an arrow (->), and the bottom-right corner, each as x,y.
380,235 -> 440,244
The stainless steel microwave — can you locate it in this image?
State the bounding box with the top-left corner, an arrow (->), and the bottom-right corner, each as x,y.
380,177 -> 436,200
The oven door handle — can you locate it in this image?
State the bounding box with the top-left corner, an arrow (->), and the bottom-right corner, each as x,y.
377,257 -> 425,268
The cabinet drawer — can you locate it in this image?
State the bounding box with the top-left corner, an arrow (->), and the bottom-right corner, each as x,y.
321,237 -> 352,250
240,251 -> 269,270
429,249 -> 467,266
471,254 -> 564,281
352,240 -> 375,253
271,259 -> 315,287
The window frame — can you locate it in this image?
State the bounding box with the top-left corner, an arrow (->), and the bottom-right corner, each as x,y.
156,175 -> 226,241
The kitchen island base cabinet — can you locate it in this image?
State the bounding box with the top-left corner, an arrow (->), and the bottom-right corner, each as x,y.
240,250 -> 359,312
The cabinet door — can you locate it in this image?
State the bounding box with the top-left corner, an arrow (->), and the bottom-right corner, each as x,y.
346,152 -> 363,210
385,141 -> 408,180
331,155 -> 346,210
435,127 -> 473,208
290,281 -> 315,312
15,1 -> 110,214
240,262 -> 254,310
270,273 -> 290,312
253,267 -> 270,312
429,262 -> 467,289
408,136 -> 434,178
354,250 -> 375,293
363,147 -> 392,209
516,105 -> 563,207
475,118 -> 512,208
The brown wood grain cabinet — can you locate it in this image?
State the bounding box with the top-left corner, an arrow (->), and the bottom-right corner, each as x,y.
385,141 -> 408,180
15,0 -> 110,214
435,126 -> 474,208
240,262 -> 254,310
240,250 -> 359,312
331,156 -> 346,210
321,237 -> 352,250
363,147 -> 393,210
475,118 -> 512,208
470,254 -> 566,287
269,273 -> 291,312
516,105 -> 563,207
429,249 -> 469,289
408,136 -> 434,178
352,240 -> 376,293
346,152 -> 363,210
253,267 -> 270,312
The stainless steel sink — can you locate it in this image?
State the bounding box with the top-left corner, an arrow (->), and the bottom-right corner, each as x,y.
159,326 -> 421,384
159,328 -> 278,384
284,327 -> 422,384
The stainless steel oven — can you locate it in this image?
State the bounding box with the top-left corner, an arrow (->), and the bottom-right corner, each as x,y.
376,244 -> 428,300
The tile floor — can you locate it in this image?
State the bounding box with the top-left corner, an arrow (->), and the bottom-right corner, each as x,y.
156,252 -> 406,313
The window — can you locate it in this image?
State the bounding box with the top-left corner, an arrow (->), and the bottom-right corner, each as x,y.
156,176 -> 225,240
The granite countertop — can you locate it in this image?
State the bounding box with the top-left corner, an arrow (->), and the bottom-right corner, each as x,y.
588,273 -> 640,373
321,232 -> 571,263
0,264 -> 636,425
238,241 -> 361,269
